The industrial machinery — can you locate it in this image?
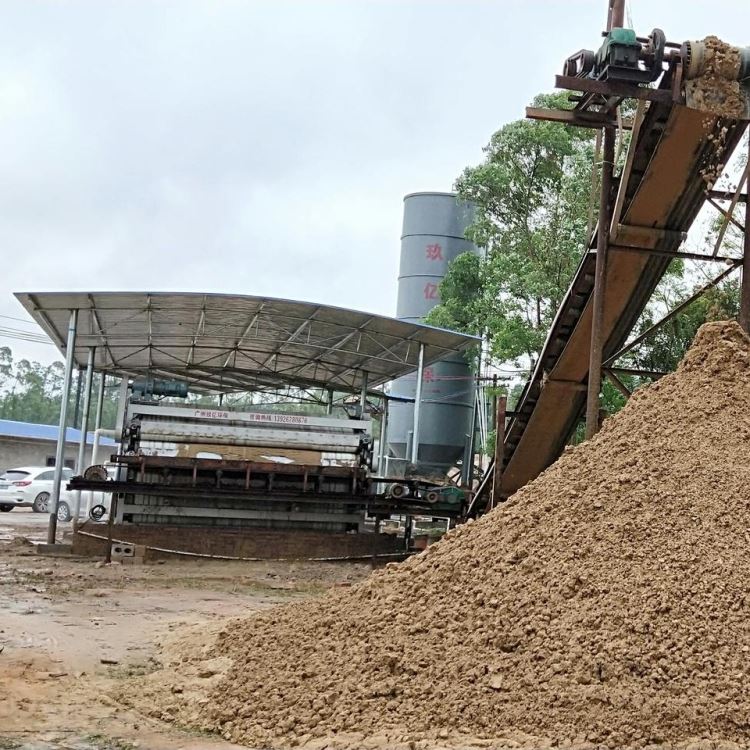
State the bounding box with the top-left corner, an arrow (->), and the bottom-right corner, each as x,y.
565,27 -> 666,84
69,380 -> 465,534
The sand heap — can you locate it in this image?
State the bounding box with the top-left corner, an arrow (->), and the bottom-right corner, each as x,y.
139,321 -> 750,749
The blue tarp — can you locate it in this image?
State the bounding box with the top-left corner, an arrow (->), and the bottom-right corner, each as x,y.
0,419 -> 116,446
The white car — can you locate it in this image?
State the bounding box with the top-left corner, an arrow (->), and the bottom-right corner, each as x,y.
0,466 -> 75,519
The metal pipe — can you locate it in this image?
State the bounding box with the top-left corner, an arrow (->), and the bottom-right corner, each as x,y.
410,344 -> 425,464
91,428 -> 116,467
114,377 -> 129,445
47,309 -> 78,544
90,374 -> 106,470
359,373 -> 368,417
741,135 -> 750,334
72,367 -> 83,429
585,127 -> 615,440
73,347 -> 96,529
608,0 -> 625,30
326,388 -> 334,415
105,494 -> 117,564
377,398 -> 388,474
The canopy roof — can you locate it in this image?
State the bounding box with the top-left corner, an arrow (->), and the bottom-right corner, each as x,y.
15,292 -> 478,394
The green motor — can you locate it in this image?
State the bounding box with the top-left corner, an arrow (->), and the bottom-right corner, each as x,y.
595,28 -> 642,80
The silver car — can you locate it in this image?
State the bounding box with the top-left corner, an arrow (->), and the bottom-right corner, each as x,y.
0,466 -> 74,519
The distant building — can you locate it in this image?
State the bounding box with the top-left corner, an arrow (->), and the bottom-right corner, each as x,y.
0,419 -> 116,472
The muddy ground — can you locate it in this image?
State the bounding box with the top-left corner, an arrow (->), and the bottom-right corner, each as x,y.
0,509 -> 371,750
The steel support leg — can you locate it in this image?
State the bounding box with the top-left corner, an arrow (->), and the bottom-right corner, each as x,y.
585,127 -> 615,440
377,398 -> 388,474
410,344 -> 425,464
326,388 -> 334,415
47,309 -> 78,544
91,374 -> 106,465
359,373 -> 368,417
72,367 -> 84,429
73,347 -> 96,529
87,373 -> 106,516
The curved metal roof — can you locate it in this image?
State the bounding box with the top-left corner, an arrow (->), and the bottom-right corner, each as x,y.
15,292 -> 479,394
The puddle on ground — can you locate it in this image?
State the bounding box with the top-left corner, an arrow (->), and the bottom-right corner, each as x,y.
0,738 -> 135,750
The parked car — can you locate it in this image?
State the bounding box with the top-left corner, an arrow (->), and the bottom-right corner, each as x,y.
0,466 -> 74,519
0,465 -> 116,523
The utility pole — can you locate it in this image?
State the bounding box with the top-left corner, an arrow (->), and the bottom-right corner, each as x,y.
491,396 -> 507,508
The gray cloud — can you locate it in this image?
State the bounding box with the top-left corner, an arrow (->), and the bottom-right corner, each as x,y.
1,0 -> 748,363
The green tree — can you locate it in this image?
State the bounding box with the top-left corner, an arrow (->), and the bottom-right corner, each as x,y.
430,92 -> 597,367
0,351 -> 123,429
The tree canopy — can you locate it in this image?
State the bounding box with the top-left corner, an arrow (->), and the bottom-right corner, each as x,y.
427,93 -> 597,366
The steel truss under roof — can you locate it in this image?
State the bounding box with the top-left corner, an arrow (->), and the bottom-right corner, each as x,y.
15,292 -> 478,394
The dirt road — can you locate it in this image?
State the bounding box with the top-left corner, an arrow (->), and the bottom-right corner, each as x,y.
0,510 -> 370,749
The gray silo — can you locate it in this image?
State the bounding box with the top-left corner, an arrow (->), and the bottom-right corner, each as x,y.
387,192 -> 479,474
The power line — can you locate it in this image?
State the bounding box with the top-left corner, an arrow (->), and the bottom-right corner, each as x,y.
0,325 -> 53,345
0,313 -> 39,326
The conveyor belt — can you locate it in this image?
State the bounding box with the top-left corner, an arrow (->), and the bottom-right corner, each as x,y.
501,76 -> 747,496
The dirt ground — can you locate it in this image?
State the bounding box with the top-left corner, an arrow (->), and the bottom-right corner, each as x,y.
0,509 -> 371,750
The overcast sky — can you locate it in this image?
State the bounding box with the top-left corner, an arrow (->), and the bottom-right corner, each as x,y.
2,0 -> 749,364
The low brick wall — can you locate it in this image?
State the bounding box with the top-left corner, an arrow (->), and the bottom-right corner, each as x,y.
72,521 -> 404,560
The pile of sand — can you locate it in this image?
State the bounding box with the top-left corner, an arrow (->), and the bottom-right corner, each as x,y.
132,321 -> 750,749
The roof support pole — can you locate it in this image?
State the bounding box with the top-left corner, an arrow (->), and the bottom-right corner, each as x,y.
114,377 -> 129,445
741,135 -> 750,334
410,343 -> 425,465
585,127 -> 615,440
47,309 -> 78,545
72,367 -> 83,429
72,347 -> 96,530
92,373 -> 106,445
87,372 -> 106,516
377,398 -> 388,474
326,388 -> 334,415
359,373 -> 368,417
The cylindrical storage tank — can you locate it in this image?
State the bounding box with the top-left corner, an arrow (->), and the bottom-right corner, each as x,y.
387,192 -> 479,474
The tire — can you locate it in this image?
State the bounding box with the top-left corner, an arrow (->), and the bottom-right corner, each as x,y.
33,492 -> 50,513
89,504 -> 107,522
0,505 -> 12,512
56,502 -> 71,523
